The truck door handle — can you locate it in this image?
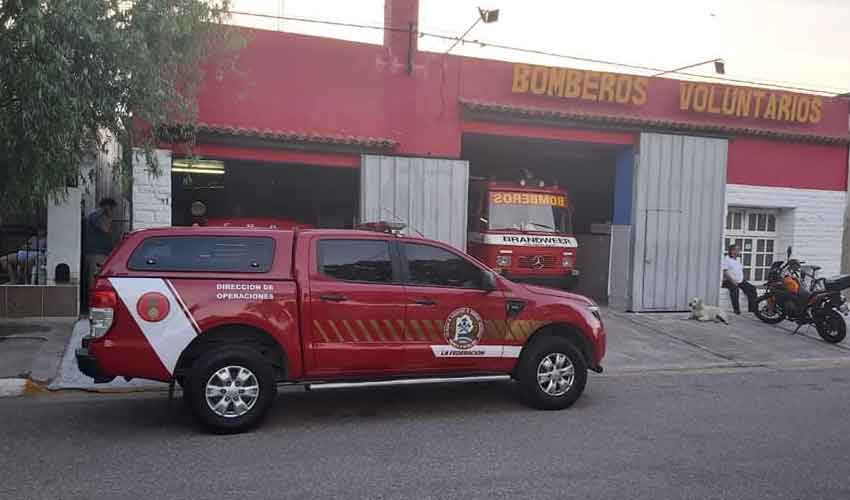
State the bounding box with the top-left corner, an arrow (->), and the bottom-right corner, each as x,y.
319,293 -> 348,302
413,298 -> 437,306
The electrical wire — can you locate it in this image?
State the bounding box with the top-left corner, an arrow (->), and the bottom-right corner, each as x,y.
227,10 -> 849,96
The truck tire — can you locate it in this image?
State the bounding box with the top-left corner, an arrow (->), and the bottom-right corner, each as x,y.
186,346 -> 277,434
516,337 -> 587,410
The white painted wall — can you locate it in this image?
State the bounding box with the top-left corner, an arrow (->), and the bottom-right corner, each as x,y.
132,149 -> 172,230
720,183 -> 847,311
47,187 -> 82,284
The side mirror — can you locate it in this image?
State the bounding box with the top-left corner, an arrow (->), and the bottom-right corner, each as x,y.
786,246 -> 793,259
482,271 -> 498,292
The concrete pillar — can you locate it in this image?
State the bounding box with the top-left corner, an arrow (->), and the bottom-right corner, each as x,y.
131,149 -> 172,230
608,148 -> 635,310
46,187 -> 82,284
842,142 -> 850,274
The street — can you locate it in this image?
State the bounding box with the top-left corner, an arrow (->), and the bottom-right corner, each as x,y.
3,365 -> 850,500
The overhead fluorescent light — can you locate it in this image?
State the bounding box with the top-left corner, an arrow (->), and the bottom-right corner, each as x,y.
172,167 -> 225,175
172,159 -> 225,175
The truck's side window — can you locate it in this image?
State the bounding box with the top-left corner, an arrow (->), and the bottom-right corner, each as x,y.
318,240 -> 394,283
128,236 -> 274,273
402,243 -> 484,289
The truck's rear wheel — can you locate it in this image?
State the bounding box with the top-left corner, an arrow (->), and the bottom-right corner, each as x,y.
186,346 -> 276,434
517,337 -> 587,410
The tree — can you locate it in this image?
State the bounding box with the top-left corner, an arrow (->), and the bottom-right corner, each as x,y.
0,0 -> 243,214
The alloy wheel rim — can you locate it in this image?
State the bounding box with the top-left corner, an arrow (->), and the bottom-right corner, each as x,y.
205,365 -> 260,418
536,353 -> 575,397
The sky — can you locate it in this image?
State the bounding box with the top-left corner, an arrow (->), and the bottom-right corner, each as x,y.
228,0 -> 850,95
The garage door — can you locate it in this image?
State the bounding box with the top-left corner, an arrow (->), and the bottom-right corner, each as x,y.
632,133 -> 727,311
360,155 -> 469,250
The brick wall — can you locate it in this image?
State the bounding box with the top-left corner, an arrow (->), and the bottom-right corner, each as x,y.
132,149 -> 172,230
719,183 -> 847,311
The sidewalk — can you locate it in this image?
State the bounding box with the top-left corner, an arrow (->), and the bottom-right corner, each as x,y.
0,317 -> 76,396
3,309 -> 850,398
602,308 -> 850,373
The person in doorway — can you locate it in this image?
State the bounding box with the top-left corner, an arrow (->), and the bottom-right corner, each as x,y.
84,198 -> 117,292
722,243 -> 758,315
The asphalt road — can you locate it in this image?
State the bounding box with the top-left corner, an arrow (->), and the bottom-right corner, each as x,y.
3,366 -> 850,500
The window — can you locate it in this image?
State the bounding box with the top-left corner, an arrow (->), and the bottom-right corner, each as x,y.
487,195 -> 574,233
724,208 -> 779,282
129,236 -> 275,273
403,243 -> 484,289
318,240 -> 393,283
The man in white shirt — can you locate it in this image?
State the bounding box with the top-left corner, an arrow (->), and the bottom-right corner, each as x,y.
722,244 -> 758,314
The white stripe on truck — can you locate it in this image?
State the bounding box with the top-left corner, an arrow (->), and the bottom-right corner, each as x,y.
469,233 -> 578,248
110,278 -> 197,375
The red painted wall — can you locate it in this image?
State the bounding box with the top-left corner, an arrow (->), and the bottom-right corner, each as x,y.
728,138 -> 847,191
197,28 -> 462,158
195,25 -> 848,191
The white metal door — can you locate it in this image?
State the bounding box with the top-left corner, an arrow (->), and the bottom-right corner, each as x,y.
360,155 -> 470,250
632,134 -> 727,311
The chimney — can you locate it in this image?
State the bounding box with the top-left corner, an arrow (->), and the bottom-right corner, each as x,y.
384,0 -> 419,55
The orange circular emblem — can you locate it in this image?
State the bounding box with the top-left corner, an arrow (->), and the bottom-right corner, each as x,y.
137,292 -> 170,323
443,307 -> 484,350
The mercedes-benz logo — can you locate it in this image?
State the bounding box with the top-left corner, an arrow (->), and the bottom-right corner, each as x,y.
531,256 -> 545,269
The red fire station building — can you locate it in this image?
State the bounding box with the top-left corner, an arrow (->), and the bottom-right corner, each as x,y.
131,0 -> 848,312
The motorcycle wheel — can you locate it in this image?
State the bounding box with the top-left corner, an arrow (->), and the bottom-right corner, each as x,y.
754,294 -> 785,324
816,310 -> 846,344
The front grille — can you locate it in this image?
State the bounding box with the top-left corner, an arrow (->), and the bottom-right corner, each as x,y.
517,255 -> 557,269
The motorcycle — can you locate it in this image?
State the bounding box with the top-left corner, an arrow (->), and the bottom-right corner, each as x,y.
754,246 -> 850,344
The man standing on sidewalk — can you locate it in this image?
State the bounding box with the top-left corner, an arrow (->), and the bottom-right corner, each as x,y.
722,243 -> 758,315
84,198 -> 117,293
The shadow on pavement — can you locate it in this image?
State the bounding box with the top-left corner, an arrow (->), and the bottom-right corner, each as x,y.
13,380 -> 603,437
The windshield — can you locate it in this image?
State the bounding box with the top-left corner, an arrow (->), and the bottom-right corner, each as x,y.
487,191 -> 573,233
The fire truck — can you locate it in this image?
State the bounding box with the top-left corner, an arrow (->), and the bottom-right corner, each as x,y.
76,224 -> 605,433
467,177 -> 579,289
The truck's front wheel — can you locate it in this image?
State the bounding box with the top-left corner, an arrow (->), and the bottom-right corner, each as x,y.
517,338 -> 587,410
186,346 -> 276,434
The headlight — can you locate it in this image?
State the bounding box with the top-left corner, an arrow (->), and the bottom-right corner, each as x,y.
495,255 -> 512,267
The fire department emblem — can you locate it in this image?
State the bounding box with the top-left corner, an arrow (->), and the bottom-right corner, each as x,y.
443,307 -> 484,350
136,292 -> 170,323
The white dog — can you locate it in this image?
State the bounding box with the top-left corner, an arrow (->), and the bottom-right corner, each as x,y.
688,297 -> 729,324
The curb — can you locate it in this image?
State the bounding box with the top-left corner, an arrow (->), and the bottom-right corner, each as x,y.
0,378 -> 44,398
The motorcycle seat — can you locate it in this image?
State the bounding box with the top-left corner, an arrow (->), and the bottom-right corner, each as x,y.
825,274 -> 850,292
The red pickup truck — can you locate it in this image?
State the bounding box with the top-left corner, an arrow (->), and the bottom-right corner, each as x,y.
77,226 -> 606,433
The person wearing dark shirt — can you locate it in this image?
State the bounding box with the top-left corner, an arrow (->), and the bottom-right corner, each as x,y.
84,198 -> 117,292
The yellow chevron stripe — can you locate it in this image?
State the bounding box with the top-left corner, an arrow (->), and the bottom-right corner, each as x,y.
434,320 -> 445,341
396,319 -> 409,340
369,319 -> 387,341
355,319 -> 373,342
341,319 -> 359,342
313,320 -> 329,343
382,319 -> 400,341
327,320 -> 345,342
409,319 -> 426,341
